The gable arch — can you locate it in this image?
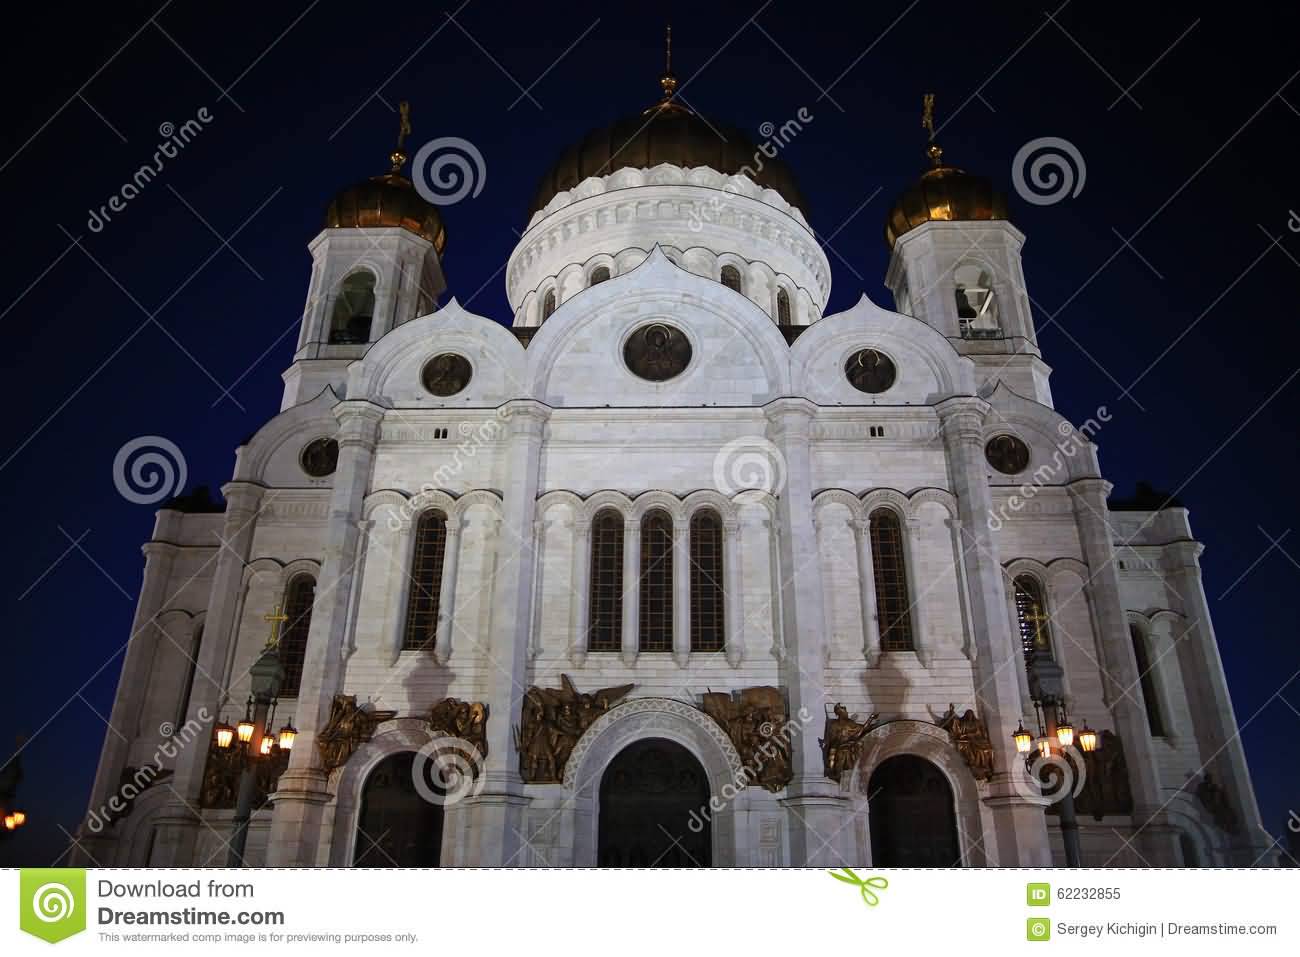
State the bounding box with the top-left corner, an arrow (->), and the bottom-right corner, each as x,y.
578,490 -> 636,523
630,490 -> 686,523
906,486 -> 958,520
680,489 -> 738,524
861,487 -> 911,519
813,488 -> 864,523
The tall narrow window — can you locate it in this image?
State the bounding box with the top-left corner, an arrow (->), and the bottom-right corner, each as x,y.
540,289 -> 557,322
175,625 -> 203,729
720,264 -> 743,294
590,266 -> 611,285
776,287 -> 792,326
639,510 -> 674,652
1013,575 -> 1053,663
328,271 -> 376,344
1130,625 -> 1166,736
279,577 -> 315,696
689,510 -> 725,652
588,510 -> 624,652
402,511 -> 448,652
869,509 -> 914,652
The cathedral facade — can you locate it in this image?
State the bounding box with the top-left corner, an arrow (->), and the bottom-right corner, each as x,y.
79,71 -> 1268,868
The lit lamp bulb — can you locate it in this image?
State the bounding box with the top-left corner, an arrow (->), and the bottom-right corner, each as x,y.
1078,722 -> 1098,753
278,723 -> 297,751
1012,722 -> 1033,755
12,811 -> 25,827
1036,737 -> 1052,760
1056,720 -> 1075,749
214,722 -> 235,749
236,719 -> 255,744
3,815 -> 14,831
258,735 -> 274,756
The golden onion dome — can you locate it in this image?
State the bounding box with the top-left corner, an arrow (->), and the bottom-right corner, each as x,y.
530,33 -> 807,218
324,101 -> 447,254
885,142 -> 1009,249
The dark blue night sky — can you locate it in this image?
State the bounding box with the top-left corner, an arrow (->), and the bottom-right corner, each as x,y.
2,0 -> 1298,865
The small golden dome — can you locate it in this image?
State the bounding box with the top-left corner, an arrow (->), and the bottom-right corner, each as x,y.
324,100 -> 447,254
885,143 -> 1009,249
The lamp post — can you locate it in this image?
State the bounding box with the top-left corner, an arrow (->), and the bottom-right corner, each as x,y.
212,605 -> 296,867
1016,656 -> 1100,867
0,737 -> 27,839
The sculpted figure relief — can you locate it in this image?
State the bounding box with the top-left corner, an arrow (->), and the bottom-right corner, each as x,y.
701,686 -> 793,792
316,695 -> 397,774
819,704 -> 879,782
427,697 -> 489,759
935,703 -> 995,782
514,675 -> 633,783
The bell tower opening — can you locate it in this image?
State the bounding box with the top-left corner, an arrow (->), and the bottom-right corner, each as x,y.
328,271 -> 377,344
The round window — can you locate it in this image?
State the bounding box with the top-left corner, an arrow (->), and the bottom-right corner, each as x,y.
623,323 -> 692,382
300,437 -> 339,477
844,348 -> 897,394
421,353 -> 473,396
985,434 -> 1031,474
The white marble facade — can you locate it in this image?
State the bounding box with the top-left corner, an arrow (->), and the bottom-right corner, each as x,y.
79,153 -> 1269,869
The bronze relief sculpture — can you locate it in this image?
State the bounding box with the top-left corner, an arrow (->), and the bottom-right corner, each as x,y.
819,703 -> 879,782
514,675 -> 634,783
623,322 -> 692,381
315,694 -> 397,774
844,348 -> 897,394
700,686 -> 793,792
935,703 -> 995,782
427,697 -> 489,759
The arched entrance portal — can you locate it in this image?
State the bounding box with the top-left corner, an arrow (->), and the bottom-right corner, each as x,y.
353,751 -> 442,867
868,754 -> 960,867
598,738 -> 711,867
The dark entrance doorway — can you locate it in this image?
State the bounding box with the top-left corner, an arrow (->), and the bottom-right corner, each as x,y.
868,754 -> 961,866
353,751 -> 443,867
598,738 -> 711,867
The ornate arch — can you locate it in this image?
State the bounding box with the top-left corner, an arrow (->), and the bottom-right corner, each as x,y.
907,486 -> 958,520
578,489 -> 635,523
813,488 -> 864,522
845,719 -> 988,867
629,490 -> 686,523
680,489 -> 738,524
861,487 -> 911,521
450,489 -> 504,525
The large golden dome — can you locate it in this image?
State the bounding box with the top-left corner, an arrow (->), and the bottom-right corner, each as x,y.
885,144 -> 1009,248
530,71 -> 807,218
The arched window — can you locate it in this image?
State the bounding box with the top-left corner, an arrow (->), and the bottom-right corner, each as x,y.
402,511 -> 448,652
540,289 -> 557,322
639,510 -> 674,652
328,271 -> 376,344
1130,624 -> 1166,736
590,266 -> 611,285
720,264 -> 743,294
776,287 -> 792,326
869,509 -> 913,652
279,576 -> 316,696
588,509 -> 624,652
689,510 -> 725,652
952,262 -> 998,338
1013,575 -> 1053,663
175,625 -> 203,728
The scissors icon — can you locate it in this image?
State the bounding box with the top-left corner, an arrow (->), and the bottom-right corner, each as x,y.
828,867 -> 889,906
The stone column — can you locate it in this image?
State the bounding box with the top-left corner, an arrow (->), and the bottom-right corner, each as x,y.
1067,478 -> 1179,864
765,399 -> 850,866
151,482 -> 265,867
266,400 -> 384,867
465,401 -> 550,866
946,516 -> 978,662
1162,540 -> 1270,862
432,516 -> 464,664
903,516 -> 932,667
850,516 -> 881,667
672,517 -> 691,667
935,397 -> 1051,867
569,518 -> 591,666
723,517 -> 744,668
76,534 -> 178,863
621,519 -> 641,667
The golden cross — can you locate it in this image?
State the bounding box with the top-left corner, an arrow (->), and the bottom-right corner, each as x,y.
921,93 -> 936,141
396,100 -> 412,151
665,24 -> 672,76
264,603 -> 289,649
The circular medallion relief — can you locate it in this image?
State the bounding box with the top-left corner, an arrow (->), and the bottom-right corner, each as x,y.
300,437 -> 339,477
421,353 -> 473,396
844,348 -> 897,394
985,434 -> 1031,474
623,323 -> 692,382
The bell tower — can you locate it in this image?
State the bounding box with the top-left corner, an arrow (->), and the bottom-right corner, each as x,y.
883,95 -> 1052,407
282,101 -> 448,409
